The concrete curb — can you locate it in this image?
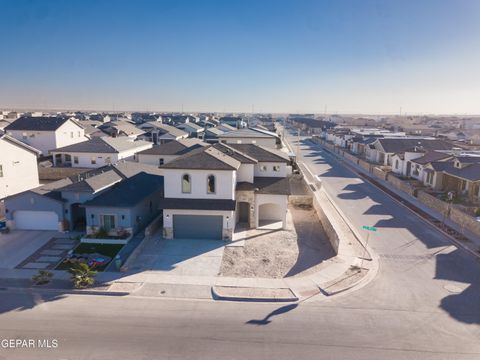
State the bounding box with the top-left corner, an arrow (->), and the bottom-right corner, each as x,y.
212,285 -> 298,302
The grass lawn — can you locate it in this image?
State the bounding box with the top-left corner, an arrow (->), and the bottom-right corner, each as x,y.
56,243 -> 124,272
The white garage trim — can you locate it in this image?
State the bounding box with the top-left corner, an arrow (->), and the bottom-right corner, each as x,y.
13,210 -> 59,230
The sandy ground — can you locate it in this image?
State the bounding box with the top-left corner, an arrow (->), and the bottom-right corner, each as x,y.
220,205 -> 335,278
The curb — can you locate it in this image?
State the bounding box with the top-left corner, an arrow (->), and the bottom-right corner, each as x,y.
212,286 -> 299,302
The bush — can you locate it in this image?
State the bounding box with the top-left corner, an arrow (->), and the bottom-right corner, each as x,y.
32,270 -> 53,285
95,227 -> 109,239
68,263 -> 97,289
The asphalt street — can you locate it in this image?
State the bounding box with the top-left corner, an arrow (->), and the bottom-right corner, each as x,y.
0,130 -> 478,360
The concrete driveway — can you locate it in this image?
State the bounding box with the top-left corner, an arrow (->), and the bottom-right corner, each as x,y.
0,230 -> 61,269
130,236 -> 225,276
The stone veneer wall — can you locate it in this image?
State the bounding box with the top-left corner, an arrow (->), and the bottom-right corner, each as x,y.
386,173 -> 416,196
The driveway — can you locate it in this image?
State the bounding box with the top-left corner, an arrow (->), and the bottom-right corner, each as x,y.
130,235 -> 225,276
0,230 -> 61,269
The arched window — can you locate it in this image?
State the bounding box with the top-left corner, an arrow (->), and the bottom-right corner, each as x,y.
207,175 -> 215,194
395,159 -> 399,169
182,174 -> 191,193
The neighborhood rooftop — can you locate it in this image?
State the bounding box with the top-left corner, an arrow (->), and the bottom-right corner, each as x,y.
5,116 -> 72,131
51,136 -> 151,154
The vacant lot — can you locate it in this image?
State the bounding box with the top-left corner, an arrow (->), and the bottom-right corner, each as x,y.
220,204 -> 335,278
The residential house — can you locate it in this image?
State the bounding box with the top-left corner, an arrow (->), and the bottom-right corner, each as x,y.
218,128 -> 280,148
136,139 -> 207,167
139,122 -> 188,144
391,150 -> 452,181
176,122 -> 205,138
160,143 -> 291,240
83,172 -> 164,242
4,162 -> 162,231
4,116 -> 88,155
216,123 -> 237,133
98,120 -> 145,139
50,136 -> 152,168
202,126 -> 225,143
219,116 -> 246,128
0,135 -> 41,199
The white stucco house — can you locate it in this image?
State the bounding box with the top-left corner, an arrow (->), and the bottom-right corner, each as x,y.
50,136 -> 153,168
4,116 -> 89,155
0,134 -> 41,199
159,143 -> 292,240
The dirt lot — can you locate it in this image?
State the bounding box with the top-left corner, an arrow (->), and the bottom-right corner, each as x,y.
220,204 -> 335,278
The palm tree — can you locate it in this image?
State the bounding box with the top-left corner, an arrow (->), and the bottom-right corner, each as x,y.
68,263 -> 97,289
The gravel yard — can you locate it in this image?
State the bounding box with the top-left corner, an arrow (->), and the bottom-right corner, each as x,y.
220,204 -> 335,278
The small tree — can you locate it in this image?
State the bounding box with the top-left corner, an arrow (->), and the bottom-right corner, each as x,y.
32,270 -> 53,285
68,263 -> 97,289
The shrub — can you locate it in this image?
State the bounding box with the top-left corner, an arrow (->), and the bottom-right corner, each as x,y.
32,270 -> 53,285
95,227 -> 109,239
68,263 -> 97,289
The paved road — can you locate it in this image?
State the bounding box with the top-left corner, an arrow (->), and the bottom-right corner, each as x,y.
0,131 -> 478,359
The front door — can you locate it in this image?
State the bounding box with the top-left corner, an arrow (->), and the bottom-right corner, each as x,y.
101,215 -> 116,231
238,202 -> 249,224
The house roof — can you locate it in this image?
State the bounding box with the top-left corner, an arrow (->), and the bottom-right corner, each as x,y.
50,136 -> 151,154
410,151 -> 452,165
179,122 -> 203,131
228,144 -> 290,163
236,177 -> 291,195
442,162 -> 480,182
161,146 -> 241,170
137,139 -> 206,156
218,127 -> 277,139
144,122 -> 188,138
5,116 -> 76,131
212,143 -> 258,164
429,161 -> 454,172
158,198 -> 236,211
377,138 -> 454,154
0,134 -> 41,156
205,127 -> 225,136
99,121 -> 145,136
82,172 -> 164,208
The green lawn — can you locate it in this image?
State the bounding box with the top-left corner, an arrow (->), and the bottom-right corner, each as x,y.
56,243 -> 124,272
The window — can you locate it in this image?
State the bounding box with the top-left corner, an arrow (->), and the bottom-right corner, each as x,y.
0,164 -> 3,177
70,132 -> 74,138
395,160 -> 399,169
159,158 -> 164,166
91,157 -> 96,165
74,156 -> 79,164
207,175 -> 215,194
260,165 -> 267,172
100,215 -> 115,231
182,174 -> 191,193
105,157 -> 111,164
273,165 -> 280,172
77,131 -> 81,137
22,132 -> 27,140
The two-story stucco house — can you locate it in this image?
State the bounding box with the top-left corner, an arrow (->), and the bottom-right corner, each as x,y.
4,116 -> 88,155
160,143 -> 292,240
50,136 -> 153,168
0,134 -> 41,199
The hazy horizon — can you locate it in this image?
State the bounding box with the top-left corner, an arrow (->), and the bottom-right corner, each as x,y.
1,0 -> 480,114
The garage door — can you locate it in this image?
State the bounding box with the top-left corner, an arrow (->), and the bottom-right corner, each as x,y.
173,215 -> 223,239
14,210 -> 59,230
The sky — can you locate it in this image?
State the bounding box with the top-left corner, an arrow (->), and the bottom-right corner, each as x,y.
1,0 -> 480,115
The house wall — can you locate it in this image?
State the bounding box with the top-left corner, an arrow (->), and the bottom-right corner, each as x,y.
7,130 -> 57,155
129,190 -> 163,233
163,169 -> 236,200
0,139 -> 39,199
137,153 -> 178,166
4,192 -> 65,229
237,164 -> 254,183
254,162 -> 287,177
255,193 -> 288,228
52,151 -> 119,168
221,137 -> 276,148
86,207 -> 132,234
54,120 -> 88,150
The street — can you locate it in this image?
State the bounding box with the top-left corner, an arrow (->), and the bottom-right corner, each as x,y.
0,131 -> 479,359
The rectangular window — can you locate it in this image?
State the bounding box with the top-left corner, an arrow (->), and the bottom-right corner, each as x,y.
70,132 -> 74,138
100,215 -> 115,231
159,158 -> 164,166
0,164 -> 3,177
74,156 -> 79,164
91,157 -> 96,165
77,131 -> 81,137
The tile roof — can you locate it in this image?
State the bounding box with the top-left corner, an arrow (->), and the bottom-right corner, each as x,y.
411,151 -> 452,165
161,146 -> 240,170
212,143 -> 258,164
236,177 -> 291,195
82,172 -> 164,208
137,139 -> 205,156
442,162 -> 480,182
5,116 -> 78,131
377,138 -> 454,154
144,122 -> 188,137
50,136 -> 151,154
228,144 -> 290,163
218,127 -> 277,138
159,198 -> 236,211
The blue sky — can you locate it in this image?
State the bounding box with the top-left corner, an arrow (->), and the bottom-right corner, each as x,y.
1,0 -> 479,114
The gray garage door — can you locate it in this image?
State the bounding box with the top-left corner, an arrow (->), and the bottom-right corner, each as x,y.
173,215 -> 223,240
